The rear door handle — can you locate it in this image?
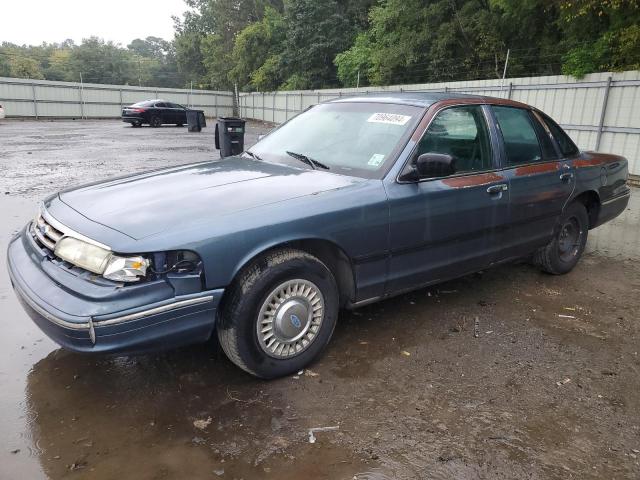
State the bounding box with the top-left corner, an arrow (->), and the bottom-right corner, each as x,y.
560,172 -> 574,182
487,184 -> 508,194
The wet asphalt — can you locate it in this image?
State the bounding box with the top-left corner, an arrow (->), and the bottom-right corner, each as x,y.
0,120 -> 639,479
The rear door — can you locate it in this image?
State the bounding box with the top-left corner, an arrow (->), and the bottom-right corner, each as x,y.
492,106 -> 575,259
385,104 -> 510,293
170,103 -> 187,124
154,102 -> 170,123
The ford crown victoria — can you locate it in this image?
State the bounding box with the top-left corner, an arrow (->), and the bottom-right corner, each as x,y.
7,93 -> 631,378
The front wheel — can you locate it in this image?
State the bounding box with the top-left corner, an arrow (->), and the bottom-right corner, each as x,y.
217,249 -> 339,379
150,115 -> 162,128
534,202 -> 589,275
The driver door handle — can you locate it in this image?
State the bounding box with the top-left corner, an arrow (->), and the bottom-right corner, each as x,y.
487,184 -> 508,194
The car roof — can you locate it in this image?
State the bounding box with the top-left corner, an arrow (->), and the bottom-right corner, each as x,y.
327,91 -> 527,109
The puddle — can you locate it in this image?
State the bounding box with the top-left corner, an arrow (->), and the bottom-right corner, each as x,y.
1,133 -> 639,480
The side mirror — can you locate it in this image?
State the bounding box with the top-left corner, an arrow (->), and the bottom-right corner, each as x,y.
215,124 -> 220,150
415,153 -> 455,178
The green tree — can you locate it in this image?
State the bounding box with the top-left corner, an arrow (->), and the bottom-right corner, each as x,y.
67,37 -> 136,84
558,0 -> 640,76
334,32 -> 374,87
45,49 -> 74,81
229,6 -> 285,90
9,56 -> 44,79
280,0 -> 353,89
174,0 -> 284,88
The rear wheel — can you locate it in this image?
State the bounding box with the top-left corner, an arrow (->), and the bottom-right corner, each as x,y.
131,120 -> 142,128
534,202 -> 589,275
150,115 -> 162,128
217,249 -> 339,379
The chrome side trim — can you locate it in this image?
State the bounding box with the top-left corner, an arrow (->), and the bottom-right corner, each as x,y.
602,191 -> 631,206
92,296 -> 215,327
41,204 -> 112,251
10,258 -> 214,331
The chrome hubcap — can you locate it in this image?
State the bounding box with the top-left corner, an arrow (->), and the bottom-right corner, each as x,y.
257,279 -> 324,358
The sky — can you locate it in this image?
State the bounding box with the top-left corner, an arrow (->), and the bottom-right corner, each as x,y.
0,0 -> 189,46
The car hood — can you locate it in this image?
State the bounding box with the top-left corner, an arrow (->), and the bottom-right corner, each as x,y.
59,157 -> 363,240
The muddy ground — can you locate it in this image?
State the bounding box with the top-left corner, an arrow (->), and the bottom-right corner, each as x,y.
0,120 -> 639,480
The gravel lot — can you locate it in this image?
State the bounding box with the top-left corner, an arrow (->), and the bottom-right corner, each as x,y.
1,120 -> 639,480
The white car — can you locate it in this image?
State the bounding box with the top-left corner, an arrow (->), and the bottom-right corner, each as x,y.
0,103 -> 5,119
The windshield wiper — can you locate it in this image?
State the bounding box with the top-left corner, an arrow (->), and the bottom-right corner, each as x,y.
286,151 -> 330,170
244,150 -> 263,161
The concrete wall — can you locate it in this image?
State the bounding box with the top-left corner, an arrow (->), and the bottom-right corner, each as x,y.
240,71 -> 640,177
0,77 -> 235,119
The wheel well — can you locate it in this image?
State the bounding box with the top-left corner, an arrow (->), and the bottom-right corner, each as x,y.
230,240 -> 356,308
572,190 -> 600,229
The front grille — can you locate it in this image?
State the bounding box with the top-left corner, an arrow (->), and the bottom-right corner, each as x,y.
32,213 -> 64,253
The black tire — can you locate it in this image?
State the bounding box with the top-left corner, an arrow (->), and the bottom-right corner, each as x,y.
534,202 -> 589,275
217,249 -> 339,379
131,121 -> 142,128
150,115 -> 162,128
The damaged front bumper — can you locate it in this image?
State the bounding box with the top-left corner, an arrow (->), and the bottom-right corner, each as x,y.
7,226 -> 223,354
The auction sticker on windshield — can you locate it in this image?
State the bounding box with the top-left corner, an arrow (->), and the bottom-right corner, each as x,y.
368,153 -> 386,167
367,113 -> 412,126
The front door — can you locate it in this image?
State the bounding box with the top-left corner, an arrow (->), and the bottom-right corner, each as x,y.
385,104 -> 510,294
491,106 -> 575,259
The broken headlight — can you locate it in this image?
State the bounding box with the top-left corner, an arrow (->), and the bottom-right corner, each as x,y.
103,255 -> 150,282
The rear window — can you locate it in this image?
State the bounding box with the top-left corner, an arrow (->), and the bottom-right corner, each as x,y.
132,100 -> 156,107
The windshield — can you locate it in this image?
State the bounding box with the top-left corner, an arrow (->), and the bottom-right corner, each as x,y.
249,102 -> 423,179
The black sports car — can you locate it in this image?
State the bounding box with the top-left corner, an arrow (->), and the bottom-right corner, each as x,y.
122,99 -> 188,127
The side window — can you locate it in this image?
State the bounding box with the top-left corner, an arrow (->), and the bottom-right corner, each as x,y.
493,106 -> 543,166
540,113 -> 580,157
416,105 -> 492,175
155,102 -> 167,108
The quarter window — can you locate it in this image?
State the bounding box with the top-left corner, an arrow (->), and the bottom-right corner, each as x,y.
540,113 -> 580,157
529,111 -> 560,160
415,105 -> 492,175
493,106 -> 542,166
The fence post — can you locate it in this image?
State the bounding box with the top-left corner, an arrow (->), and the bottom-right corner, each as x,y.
273,93 -> 276,123
253,93 -> 255,119
317,92 -> 321,104
214,94 -> 218,118
507,82 -> 513,100
262,92 -> 265,121
595,76 -> 613,151
285,94 -> 289,121
77,83 -> 84,119
300,92 -> 303,113
32,82 -> 38,119
119,88 -> 123,111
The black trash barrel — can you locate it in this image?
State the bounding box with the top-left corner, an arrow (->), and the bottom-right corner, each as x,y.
186,109 -> 205,132
215,117 -> 246,158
